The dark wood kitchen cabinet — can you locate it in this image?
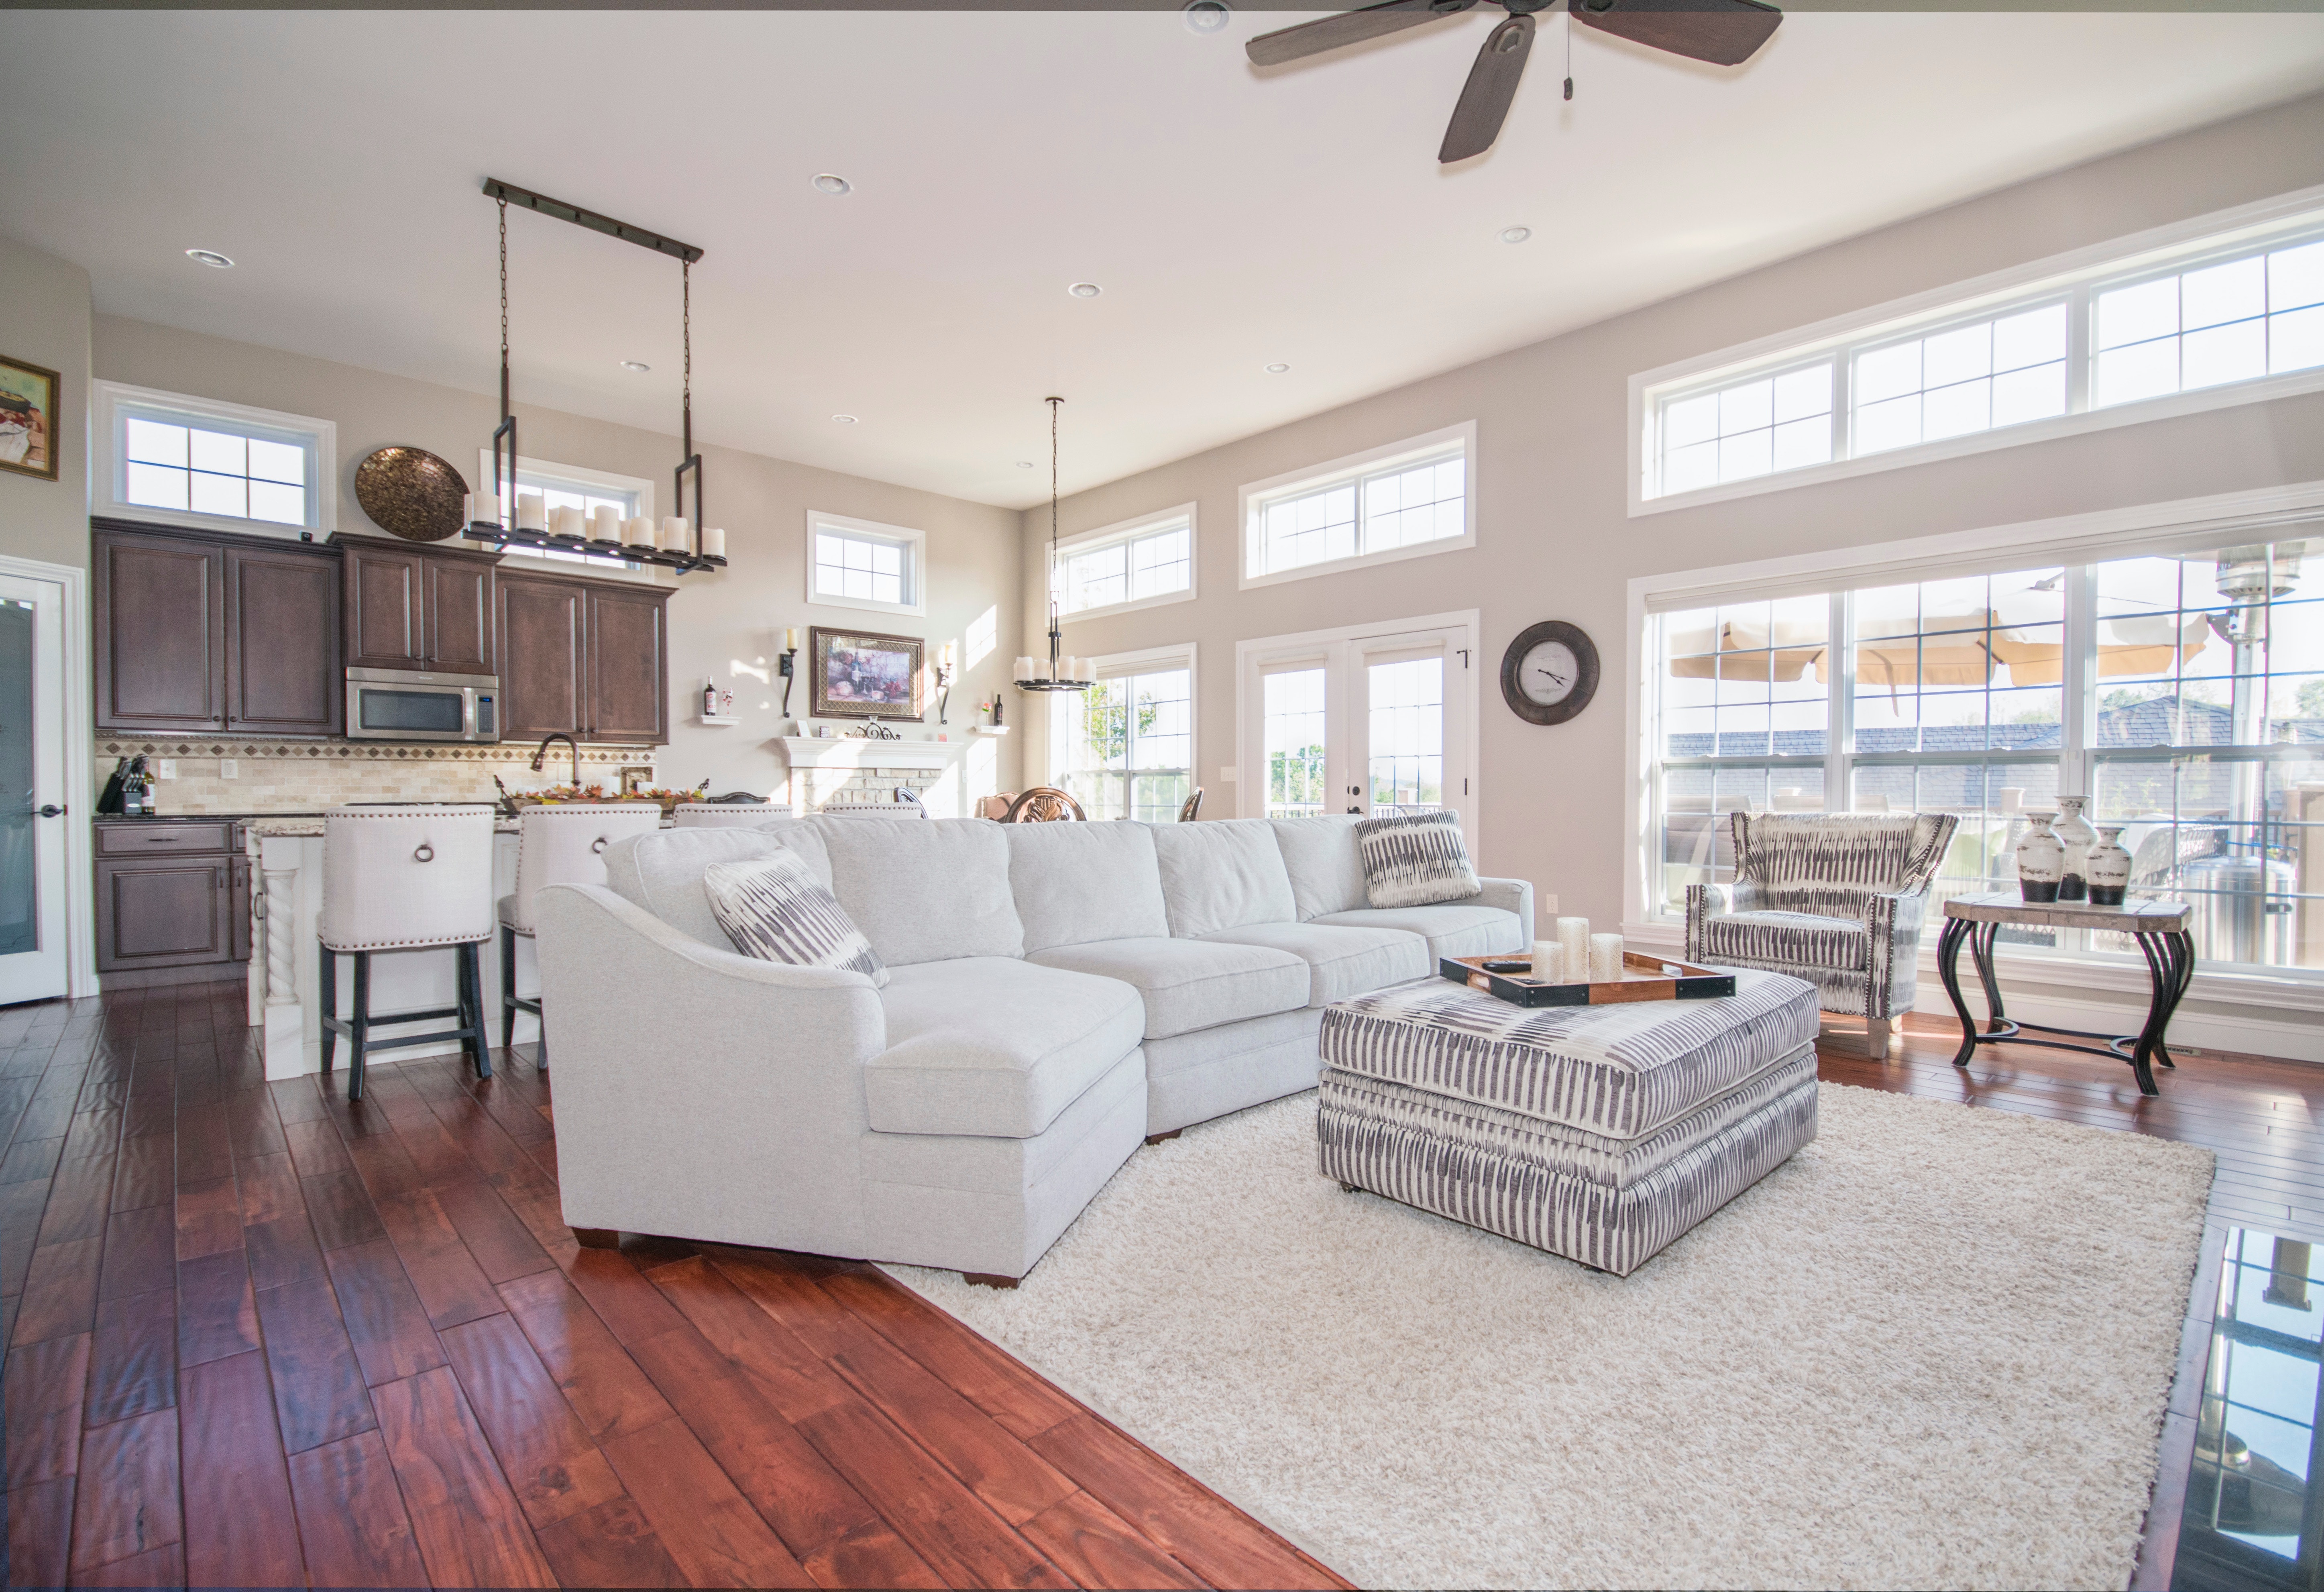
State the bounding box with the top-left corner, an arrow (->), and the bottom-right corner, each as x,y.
94,819 -> 247,978
496,571 -> 670,746
342,539 -> 498,674
94,522 -> 341,736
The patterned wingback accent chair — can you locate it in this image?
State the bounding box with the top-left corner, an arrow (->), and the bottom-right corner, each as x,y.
1684,812 -> 1958,1048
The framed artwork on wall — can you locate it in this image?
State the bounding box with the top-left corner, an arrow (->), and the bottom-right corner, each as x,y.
0,354 -> 61,482
809,626 -> 925,721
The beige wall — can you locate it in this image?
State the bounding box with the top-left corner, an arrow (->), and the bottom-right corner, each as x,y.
94,315 -> 1024,804
1020,91 -> 2324,938
0,236 -> 92,572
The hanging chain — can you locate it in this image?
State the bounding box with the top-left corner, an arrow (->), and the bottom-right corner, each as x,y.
682,259 -> 693,416
1049,397 -> 1060,554
498,196 -> 509,371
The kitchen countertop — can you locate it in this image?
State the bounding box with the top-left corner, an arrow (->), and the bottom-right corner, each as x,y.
97,811 -> 521,837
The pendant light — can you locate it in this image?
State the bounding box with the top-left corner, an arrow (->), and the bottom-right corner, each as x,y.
1017,397 -> 1092,694
464,178 -> 726,573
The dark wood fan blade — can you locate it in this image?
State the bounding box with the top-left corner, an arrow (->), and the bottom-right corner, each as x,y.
1438,12 -> 1534,163
1571,0 -> 1780,68
1247,0 -> 1479,67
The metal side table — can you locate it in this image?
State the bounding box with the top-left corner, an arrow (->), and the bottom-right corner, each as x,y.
1936,892 -> 2194,1096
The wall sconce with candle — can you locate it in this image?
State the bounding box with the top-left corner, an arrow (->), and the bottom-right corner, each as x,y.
778,627 -> 800,718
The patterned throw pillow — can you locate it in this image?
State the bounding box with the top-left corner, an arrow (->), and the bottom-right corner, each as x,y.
703,851 -> 889,987
1354,811 -> 1480,909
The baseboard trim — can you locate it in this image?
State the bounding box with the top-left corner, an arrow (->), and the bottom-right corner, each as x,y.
96,960 -> 253,992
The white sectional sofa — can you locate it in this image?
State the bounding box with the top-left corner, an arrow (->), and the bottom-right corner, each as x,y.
533,813 -> 1531,1281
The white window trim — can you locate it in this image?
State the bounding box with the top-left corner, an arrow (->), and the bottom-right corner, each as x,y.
1051,503 -> 1199,622
1629,183 -> 2324,518
806,510 -> 927,618
1041,641 -> 1200,791
475,450 -> 668,585
93,380 -> 337,538
1237,422 -> 1477,591
1621,474 -> 2324,1020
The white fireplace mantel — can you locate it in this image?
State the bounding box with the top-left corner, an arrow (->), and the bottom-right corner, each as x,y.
776,735 -> 964,772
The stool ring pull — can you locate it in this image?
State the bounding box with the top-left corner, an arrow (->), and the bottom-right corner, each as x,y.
413,842 -> 435,863
592,836 -> 609,854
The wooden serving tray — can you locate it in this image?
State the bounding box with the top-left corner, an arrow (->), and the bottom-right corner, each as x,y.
1439,951 -> 1737,1007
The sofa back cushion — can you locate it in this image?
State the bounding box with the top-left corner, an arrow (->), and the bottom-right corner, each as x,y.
807,816 -> 1025,966
705,852 -> 890,986
1004,822 -> 1171,952
1149,818 -> 1300,938
603,828 -> 785,948
1269,815 -> 1370,920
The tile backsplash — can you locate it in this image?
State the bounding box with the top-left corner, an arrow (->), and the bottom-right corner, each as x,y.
95,738 -> 659,814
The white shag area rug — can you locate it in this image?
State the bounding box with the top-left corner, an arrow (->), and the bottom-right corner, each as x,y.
889,1083 -> 2214,1592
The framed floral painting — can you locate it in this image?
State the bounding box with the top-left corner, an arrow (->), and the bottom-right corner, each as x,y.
810,626 -> 924,721
0,354 -> 59,482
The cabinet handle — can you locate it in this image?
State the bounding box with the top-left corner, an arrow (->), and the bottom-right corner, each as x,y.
214,867 -> 224,889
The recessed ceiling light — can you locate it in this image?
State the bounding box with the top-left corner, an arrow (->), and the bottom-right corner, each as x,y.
1182,0 -> 1232,35
1016,461 -> 1036,469
1499,226 -> 1532,245
619,360 -> 651,373
1265,363 -> 1290,374
812,174 -> 852,196
185,249 -> 234,268
832,414 -> 859,424
1067,282 -> 1102,298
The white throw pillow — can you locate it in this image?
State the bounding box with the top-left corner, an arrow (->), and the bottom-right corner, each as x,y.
703,851 -> 890,987
1354,811 -> 1480,909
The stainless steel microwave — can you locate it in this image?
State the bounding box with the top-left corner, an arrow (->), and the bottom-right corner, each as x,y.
344,667 -> 501,742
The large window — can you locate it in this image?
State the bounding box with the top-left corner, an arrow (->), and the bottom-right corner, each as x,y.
808,512 -> 924,617
1239,423 -> 1475,588
1636,195 -> 2324,511
1054,507 -> 1195,620
1649,534 -> 2322,975
1051,650 -> 1194,822
94,382 -> 333,535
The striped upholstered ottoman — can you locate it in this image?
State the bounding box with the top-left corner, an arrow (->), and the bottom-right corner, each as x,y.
1317,970 -> 1821,1275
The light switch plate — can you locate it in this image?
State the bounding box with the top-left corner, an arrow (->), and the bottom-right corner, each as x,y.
1218,765 -> 1238,783
220,759 -> 238,779
156,758 -> 177,779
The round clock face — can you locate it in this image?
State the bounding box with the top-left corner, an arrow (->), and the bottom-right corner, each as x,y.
1500,620 -> 1599,726
1520,640 -> 1580,707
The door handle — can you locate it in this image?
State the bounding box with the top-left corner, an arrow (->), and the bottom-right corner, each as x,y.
37,804 -> 64,817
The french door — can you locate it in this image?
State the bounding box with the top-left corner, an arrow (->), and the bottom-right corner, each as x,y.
0,570 -> 70,1005
1238,612 -> 1477,840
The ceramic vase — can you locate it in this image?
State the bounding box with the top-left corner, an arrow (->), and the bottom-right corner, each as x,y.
2086,825 -> 2133,907
2016,812 -> 2065,903
2053,795 -> 2098,901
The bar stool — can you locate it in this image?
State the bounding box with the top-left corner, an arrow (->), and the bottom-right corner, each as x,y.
670,803 -> 794,828
318,805 -> 496,1103
501,803 -> 664,1069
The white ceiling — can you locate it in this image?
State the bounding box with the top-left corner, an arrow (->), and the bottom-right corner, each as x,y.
4,10 -> 2323,510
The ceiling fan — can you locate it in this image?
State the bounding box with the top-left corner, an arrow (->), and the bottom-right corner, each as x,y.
1247,0 -> 1782,164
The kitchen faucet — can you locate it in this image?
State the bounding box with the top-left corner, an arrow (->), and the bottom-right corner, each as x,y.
529,732 -> 581,789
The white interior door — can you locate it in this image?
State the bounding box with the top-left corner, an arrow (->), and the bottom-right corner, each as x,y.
0,571 -> 69,1005
1244,614 -> 1477,840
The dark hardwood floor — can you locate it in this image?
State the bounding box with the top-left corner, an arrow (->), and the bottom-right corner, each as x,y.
0,980 -> 1347,1590
2,987 -> 2314,1588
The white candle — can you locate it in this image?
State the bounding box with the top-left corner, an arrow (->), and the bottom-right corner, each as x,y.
623,516 -> 654,548
1557,917 -> 1590,982
785,628 -> 802,652
699,526 -> 725,559
1589,933 -> 1625,983
552,506 -> 580,539
591,505 -> 622,542
472,491 -> 499,526
659,516 -> 689,552
460,492 -> 476,526
1014,656 -> 1035,683
1532,940 -> 1564,984
516,492 -> 546,532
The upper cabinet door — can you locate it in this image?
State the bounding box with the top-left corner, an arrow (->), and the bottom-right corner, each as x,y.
224,544 -> 341,736
94,532 -> 226,732
495,575 -> 587,740
342,543 -> 427,671
585,587 -> 670,745
426,557 -> 495,673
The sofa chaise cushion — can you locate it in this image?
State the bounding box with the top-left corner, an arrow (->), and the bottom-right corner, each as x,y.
1149,819 -> 1299,938
1313,902 -> 1525,961
1026,936 -> 1308,1040
1198,921 -> 1429,1007
811,816 -> 1025,967
866,958 -> 1144,1139
1004,821 -> 1171,952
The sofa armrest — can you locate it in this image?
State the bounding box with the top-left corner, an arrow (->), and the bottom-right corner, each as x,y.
1471,876 -> 1534,938
1862,888 -> 1935,1019
532,883 -> 889,1251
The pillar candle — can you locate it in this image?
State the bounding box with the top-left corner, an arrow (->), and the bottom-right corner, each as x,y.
699,526 -> 725,559
590,505 -> 622,542
1556,917 -> 1590,982
1531,940 -> 1564,984
1014,656 -> 1035,682
460,492 -> 476,526
516,492 -> 547,532
785,628 -> 801,652
659,516 -> 689,552
471,491 -> 499,526
1589,933 -> 1625,983
549,506 -> 576,539
623,516 -> 655,548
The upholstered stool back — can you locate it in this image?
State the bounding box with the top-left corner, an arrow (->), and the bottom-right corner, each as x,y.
506,804 -> 663,934
320,806 -> 496,953
670,804 -> 794,828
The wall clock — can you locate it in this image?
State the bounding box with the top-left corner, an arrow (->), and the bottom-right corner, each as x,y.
1501,620 -> 1599,726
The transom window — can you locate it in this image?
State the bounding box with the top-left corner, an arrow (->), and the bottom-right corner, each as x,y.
1648,533 -> 2323,976
1240,423 -> 1476,588
1053,508 -> 1195,620
94,382 -> 333,535
1051,652 -> 1195,822
808,512 -> 925,618
477,452 -> 652,570
1637,197 -> 2324,510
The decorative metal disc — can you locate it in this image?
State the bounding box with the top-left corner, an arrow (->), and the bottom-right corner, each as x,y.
354,446 -> 469,542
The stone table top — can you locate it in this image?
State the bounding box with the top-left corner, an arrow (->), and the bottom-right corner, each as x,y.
1942,890 -> 2190,932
